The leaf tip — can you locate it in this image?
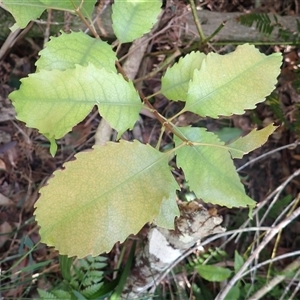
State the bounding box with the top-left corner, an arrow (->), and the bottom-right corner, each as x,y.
48,138 -> 58,157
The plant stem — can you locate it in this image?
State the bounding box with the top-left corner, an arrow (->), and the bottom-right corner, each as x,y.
142,97 -> 190,143
156,127 -> 165,150
202,21 -> 226,44
71,0 -> 99,38
115,60 -> 129,81
188,0 -> 206,43
168,108 -> 186,122
134,48 -> 181,83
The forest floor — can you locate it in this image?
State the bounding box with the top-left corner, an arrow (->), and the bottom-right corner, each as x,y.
0,0 -> 300,299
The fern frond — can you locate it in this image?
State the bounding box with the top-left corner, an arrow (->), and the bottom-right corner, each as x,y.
81,282 -> 104,298
238,13 -> 276,35
238,13 -> 300,43
79,259 -> 90,270
266,94 -> 285,123
81,270 -> 104,286
87,255 -> 107,263
37,289 -> 60,299
51,289 -> 73,299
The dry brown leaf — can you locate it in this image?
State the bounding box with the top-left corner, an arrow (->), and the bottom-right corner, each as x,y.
0,221 -> 12,247
0,193 -> 13,205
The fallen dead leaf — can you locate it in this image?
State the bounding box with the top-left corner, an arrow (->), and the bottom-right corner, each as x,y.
0,221 -> 13,247
0,193 -> 13,205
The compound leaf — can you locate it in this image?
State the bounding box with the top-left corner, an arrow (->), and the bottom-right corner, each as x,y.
185,44 -> 282,118
34,140 -> 178,257
161,51 -> 206,101
112,0 -> 161,43
228,123 -> 278,158
36,31 -> 117,72
174,127 -> 255,209
9,64 -> 142,155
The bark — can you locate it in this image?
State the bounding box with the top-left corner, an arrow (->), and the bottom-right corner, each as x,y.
0,6 -> 299,43
121,201 -> 225,299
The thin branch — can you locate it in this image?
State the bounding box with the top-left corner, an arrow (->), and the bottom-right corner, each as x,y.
202,21 -> 226,44
149,227 -> 272,294
142,97 -> 191,144
235,167 -> 300,243
215,206 -> 300,300
71,0 -> 99,38
237,141 -> 300,172
248,257 -> 300,300
285,267 -> 300,300
240,250 -> 300,279
188,0 -> 206,43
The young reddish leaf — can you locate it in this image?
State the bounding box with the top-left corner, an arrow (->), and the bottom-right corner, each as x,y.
227,123 -> 278,158
9,64 -> 142,155
112,0 -> 161,43
185,44 -> 282,117
161,51 -> 205,101
174,127 -> 255,209
36,31 -> 117,73
35,140 -> 178,257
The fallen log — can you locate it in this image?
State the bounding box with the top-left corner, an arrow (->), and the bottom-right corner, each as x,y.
0,5 -> 299,44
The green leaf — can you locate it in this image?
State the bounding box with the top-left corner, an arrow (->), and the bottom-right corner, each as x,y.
184,44 -> 282,117
234,250 -> 244,272
112,0 -> 161,43
174,127 -> 255,209
34,140 -> 178,257
214,127 -> 243,143
36,31 -> 117,73
161,51 -> 205,101
3,0 -> 46,29
2,0 -> 94,29
52,290 -> 73,300
39,0 -> 95,18
59,255 -> 73,281
224,285 -> 240,300
227,123 -> 278,158
37,289 -> 60,300
9,64 -> 142,155
196,264 -> 232,282
153,191 -> 179,229
72,290 -> 87,300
